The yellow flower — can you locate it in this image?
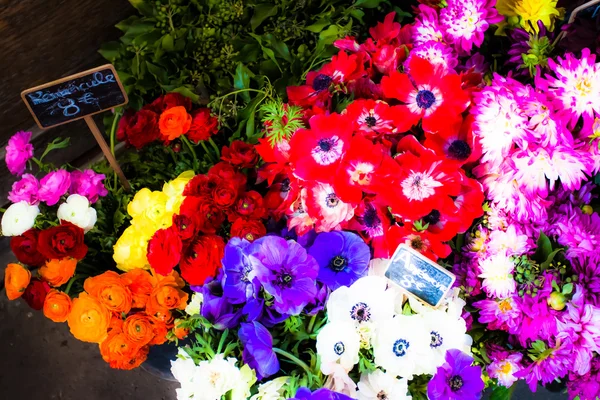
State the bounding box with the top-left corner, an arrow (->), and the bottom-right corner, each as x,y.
496,0 -> 564,33
163,170 -> 194,214
113,225 -> 152,271
128,189 -> 171,231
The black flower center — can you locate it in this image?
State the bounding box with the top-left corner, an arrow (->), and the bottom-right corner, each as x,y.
393,338 -> 410,357
423,209 -> 441,225
333,341 -> 345,355
365,116 -> 377,127
241,264 -> 252,283
318,138 -> 333,152
350,302 -> 371,322
449,375 -> 464,391
410,236 -> 424,250
329,256 -> 348,272
275,271 -> 294,288
312,74 -> 332,91
362,206 -> 381,229
448,140 -> 472,160
326,193 -> 339,208
430,331 -> 444,348
281,178 -> 291,193
377,392 -> 388,400
416,90 -> 436,109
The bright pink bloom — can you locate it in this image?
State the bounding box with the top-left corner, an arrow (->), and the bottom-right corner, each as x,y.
409,41 -> 458,72
343,99 -> 396,137
37,170 -> 71,206
7,174 -> 39,205
70,170 -> 108,204
305,182 -> 354,233
5,131 -> 34,176
412,5 -> 445,47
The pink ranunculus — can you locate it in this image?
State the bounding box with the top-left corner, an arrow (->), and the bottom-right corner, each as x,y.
5,131 -> 34,176
37,170 -> 71,206
69,169 -> 108,204
7,174 -> 39,204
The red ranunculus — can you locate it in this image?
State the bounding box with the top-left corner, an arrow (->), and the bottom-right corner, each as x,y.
186,108 -> 218,143
172,213 -> 198,242
230,218 -> 267,242
229,191 -> 266,221
221,141 -> 259,169
183,174 -> 220,198
10,229 -> 45,267
37,222 -> 88,261
147,226 -> 183,276
208,162 -> 247,191
179,196 -> 226,234
180,235 -> 225,285
23,279 -> 51,310
146,92 -> 192,113
116,109 -> 160,150
212,181 -> 238,210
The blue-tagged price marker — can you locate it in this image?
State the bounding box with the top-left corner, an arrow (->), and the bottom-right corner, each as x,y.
385,244 -> 456,308
21,64 -> 128,129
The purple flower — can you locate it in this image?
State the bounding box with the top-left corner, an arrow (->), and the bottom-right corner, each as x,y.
473,297 -> 522,334
427,349 -> 485,400
69,169 -> 108,204
515,338 -> 573,392
200,274 -> 243,330
238,321 -> 279,380
251,236 -> 318,315
277,227 -> 317,249
288,387 -> 354,400
5,131 -> 34,176
8,174 -> 39,204
37,170 -> 71,206
572,254 -> 600,306
309,231 -> 370,290
567,357 -> 600,400
222,237 -> 260,304
242,297 -> 289,328
515,272 -> 559,346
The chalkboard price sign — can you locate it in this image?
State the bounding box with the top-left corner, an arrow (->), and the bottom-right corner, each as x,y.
21,64 -> 128,129
385,244 -> 456,308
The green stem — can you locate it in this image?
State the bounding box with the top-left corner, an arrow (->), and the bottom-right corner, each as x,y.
64,274 -> 84,295
307,314 -> 317,334
273,347 -> 313,385
180,135 -> 199,169
0,208 -> 6,213
208,138 -> 221,159
200,141 -> 215,163
217,329 -> 228,354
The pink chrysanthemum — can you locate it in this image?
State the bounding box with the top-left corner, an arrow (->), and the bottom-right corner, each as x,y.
487,352 -> 523,388
473,296 -> 522,334
408,41 -> 458,72
516,338 -> 573,392
413,5 -> 445,47
537,49 -> 600,136
439,0 -> 503,55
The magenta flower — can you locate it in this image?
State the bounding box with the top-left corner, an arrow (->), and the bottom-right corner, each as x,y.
427,349 -> 485,400
37,170 -> 71,206
487,351 -> 523,388
70,169 -> 108,204
473,297 -> 522,334
516,338 -> 573,392
7,174 -> 39,205
567,357 -> 600,400
5,131 -> 34,176
515,273 -> 559,346
412,5 -> 445,47
409,41 -> 458,72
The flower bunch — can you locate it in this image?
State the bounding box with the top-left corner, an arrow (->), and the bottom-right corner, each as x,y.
145,143 -> 264,286
112,171 -> 194,271
117,92 -> 219,149
258,10 -> 487,261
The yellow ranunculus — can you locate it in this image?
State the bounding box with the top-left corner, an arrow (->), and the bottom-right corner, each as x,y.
163,170 -> 194,214
495,0 -> 563,34
128,189 -> 170,231
113,225 -> 152,271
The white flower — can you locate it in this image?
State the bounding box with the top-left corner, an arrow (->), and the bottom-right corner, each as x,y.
478,252 -> 516,299
250,377 -> 290,400
322,362 -> 358,398
230,364 -> 257,400
317,321 -> 361,372
327,276 -> 395,327
417,309 -> 473,373
357,369 -> 412,400
185,292 -> 204,316
368,259 -> 406,314
1,201 -> 39,236
487,225 -> 530,256
171,349 -> 200,400
372,315 -> 432,379
57,194 -> 97,232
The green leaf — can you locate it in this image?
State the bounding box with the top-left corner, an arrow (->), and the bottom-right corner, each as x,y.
98,41 -> 121,62
562,283 -> 574,295
246,110 -> 255,139
162,34 -> 175,51
349,9 -> 365,22
532,232 -> 553,263
269,38 -> 292,62
39,137 -> 71,162
251,4 -> 279,31
489,383 -> 516,400
540,248 -> 562,271
233,63 -> 251,102
354,0 -> 385,7
146,62 -> 168,84
129,0 -> 154,16
306,19 -> 330,33
171,86 -> 200,103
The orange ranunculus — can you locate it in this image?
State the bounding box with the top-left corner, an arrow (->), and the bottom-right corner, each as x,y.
123,314 -> 155,346
5,263 -> 31,300
39,258 -> 77,287
99,331 -> 149,370
148,317 -> 168,345
108,315 -> 124,334
173,319 -> 189,340
43,289 -> 72,322
145,270 -> 188,322
84,271 -> 132,314
120,269 -> 156,309
68,292 -> 111,343
158,106 -> 192,140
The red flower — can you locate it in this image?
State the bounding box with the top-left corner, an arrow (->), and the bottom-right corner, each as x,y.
230,191 -> 266,221
286,187 -> 316,236
319,51 -> 366,89
38,222 -> 88,261
453,176 -> 485,233
187,108 -> 218,143
146,92 -> 192,113
344,100 -> 396,137
347,197 -> 392,258
289,113 -> 353,182
264,176 -> 297,220
180,196 -> 226,234
372,44 -> 404,76
386,223 -> 451,261
183,174 -> 216,198
423,114 -> 482,167
147,226 -> 183,276
221,141 -> 259,169
369,12 -> 402,43
381,56 -> 470,134
172,213 -> 198,242
10,229 -> 45,267
180,235 -> 225,285
305,182 -> 355,233
230,218 -> 267,242
287,71 -> 333,108
255,138 -> 292,186
208,162 -> 247,191
213,180 -> 239,210
117,109 -> 160,149
23,279 -> 51,310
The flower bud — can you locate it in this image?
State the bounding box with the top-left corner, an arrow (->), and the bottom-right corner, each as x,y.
548,292 -> 566,311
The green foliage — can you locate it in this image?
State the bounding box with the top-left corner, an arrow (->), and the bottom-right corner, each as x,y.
489,382 -> 516,400
260,100 -> 305,146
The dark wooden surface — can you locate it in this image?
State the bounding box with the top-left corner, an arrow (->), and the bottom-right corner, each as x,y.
0,0 -> 133,203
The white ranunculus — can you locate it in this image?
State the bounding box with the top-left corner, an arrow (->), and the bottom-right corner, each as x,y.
171,348 -> 199,400
1,201 -> 39,236
230,364 -> 257,400
357,369 -> 412,400
57,194 -> 97,232
327,276 -> 395,327
322,362 -> 358,397
317,321 -> 361,372
185,292 -> 204,316
372,315 -> 433,380
250,377 -> 290,400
